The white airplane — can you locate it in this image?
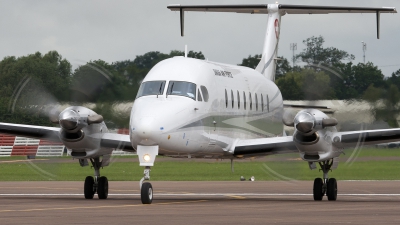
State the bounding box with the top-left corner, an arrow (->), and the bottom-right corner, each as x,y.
0,4 -> 398,204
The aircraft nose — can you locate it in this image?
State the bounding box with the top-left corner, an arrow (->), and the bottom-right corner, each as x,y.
135,117 -> 154,139
132,117 -> 161,146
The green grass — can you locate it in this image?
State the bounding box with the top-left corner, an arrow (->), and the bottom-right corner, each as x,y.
1,147 -> 400,181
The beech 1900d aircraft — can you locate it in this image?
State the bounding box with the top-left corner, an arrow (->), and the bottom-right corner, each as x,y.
0,4 -> 398,204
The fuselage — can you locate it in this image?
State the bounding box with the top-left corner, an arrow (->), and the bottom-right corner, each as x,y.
130,56 -> 284,158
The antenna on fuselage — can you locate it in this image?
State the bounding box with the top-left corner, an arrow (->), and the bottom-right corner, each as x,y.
185,45 -> 188,58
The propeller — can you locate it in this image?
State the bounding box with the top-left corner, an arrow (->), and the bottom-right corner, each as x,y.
5,60 -> 120,180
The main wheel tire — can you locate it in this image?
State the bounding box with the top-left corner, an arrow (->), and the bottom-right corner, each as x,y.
327,178 -> 337,201
141,182 -> 153,204
97,176 -> 109,199
313,178 -> 323,201
84,176 -> 95,199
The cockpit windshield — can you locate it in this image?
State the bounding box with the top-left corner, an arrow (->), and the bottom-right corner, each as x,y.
136,81 -> 166,98
167,81 -> 196,100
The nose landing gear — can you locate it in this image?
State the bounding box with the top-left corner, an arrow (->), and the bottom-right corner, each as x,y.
140,166 -> 153,204
136,145 -> 159,204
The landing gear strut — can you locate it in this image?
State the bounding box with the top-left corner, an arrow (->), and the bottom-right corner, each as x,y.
140,166 -> 153,204
84,157 -> 108,199
313,159 -> 337,201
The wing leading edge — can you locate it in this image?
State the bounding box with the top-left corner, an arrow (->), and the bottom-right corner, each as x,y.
233,128 -> 400,157
100,133 -> 134,152
233,136 -> 298,156
0,122 -> 134,152
336,128 -> 400,148
0,122 -> 61,142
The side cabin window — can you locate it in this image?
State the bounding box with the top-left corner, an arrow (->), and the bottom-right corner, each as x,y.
249,92 -> 252,110
167,81 -> 196,100
237,91 -> 240,109
261,94 -> 264,112
255,93 -> 258,111
136,80 -> 166,98
225,89 -> 228,108
243,91 -> 246,110
197,89 -> 203,101
200,86 -> 209,102
231,90 -> 234,108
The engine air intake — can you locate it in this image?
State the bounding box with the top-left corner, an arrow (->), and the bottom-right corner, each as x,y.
294,132 -> 319,145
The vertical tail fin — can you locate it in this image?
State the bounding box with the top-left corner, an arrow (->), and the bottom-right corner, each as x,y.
255,5 -> 281,81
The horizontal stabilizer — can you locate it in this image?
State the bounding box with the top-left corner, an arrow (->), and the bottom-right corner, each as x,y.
279,5 -> 397,14
168,4 -> 397,38
168,4 -> 396,14
284,104 -> 330,110
168,4 -> 269,14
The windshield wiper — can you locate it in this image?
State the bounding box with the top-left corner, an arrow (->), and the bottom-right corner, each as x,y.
157,83 -> 161,98
166,82 -> 174,98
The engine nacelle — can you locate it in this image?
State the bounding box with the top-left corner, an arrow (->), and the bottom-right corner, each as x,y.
291,109 -> 341,162
57,106 -> 108,158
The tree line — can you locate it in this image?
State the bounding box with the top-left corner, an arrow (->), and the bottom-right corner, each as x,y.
0,35 -> 399,127
240,36 -> 400,101
239,36 -> 400,127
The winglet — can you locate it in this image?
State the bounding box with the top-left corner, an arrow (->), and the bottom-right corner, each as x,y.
180,7 -> 184,36
377,11 -> 380,39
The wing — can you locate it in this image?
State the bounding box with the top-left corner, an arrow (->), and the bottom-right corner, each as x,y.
0,122 -> 61,142
100,133 -> 134,152
233,136 -> 297,157
0,122 -> 134,152
335,128 -> 400,148
232,128 -> 400,157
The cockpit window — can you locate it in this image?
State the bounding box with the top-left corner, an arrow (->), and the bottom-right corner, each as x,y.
200,86 -> 209,102
197,89 -> 203,101
167,81 -> 196,100
136,81 -> 166,98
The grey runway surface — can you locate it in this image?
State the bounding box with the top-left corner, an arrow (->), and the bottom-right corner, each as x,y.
1,181 -> 400,224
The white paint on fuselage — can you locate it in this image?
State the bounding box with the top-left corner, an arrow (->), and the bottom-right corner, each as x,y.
130,56 -> 284,158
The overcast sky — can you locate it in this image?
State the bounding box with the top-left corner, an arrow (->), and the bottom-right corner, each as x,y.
0,0 -> 399,76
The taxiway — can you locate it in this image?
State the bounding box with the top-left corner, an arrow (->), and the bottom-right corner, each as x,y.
1,181 -> 400,224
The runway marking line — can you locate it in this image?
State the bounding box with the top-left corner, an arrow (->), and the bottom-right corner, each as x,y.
0,159 -> 48,163
1,193 -> 400,196
0,200 -> 208,213
227,195 -> 246,199
0,187 -> 78,190
108,189 -> 137,192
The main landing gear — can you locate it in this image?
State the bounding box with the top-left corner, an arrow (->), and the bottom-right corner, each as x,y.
140,166 -> 153,204
313,159 -> 337,201
84,157 -> 109,199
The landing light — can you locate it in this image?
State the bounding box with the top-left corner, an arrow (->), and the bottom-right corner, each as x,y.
143,154 -> 151,162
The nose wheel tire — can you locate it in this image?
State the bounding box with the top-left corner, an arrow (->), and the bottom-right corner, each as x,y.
327,178 -> 337,201
97,176 -> 109,199
141,182 -> 153,204
84,176 -> 95,199
313,178 -> 324,201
